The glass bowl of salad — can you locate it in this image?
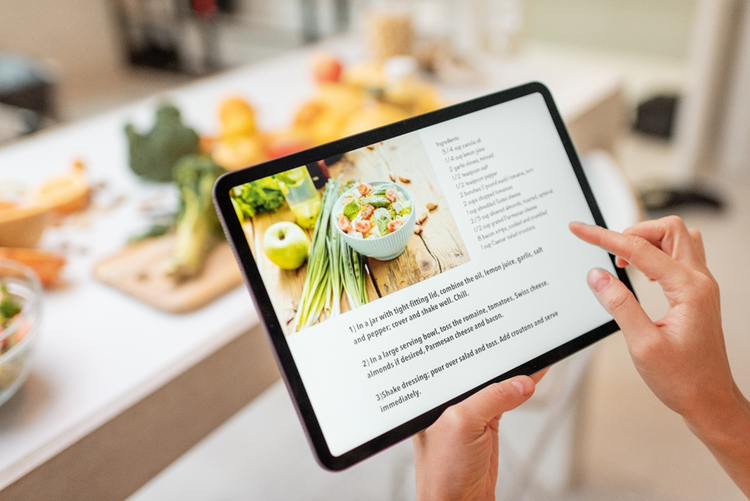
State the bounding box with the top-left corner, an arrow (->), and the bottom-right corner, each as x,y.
0,259 -> 42,408
335,181 -> 416,260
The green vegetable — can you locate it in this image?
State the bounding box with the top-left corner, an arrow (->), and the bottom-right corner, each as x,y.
343,199 -> 360,221
165,155 -> 226,282
340,237 -> 368,309
296,178 -> 338,330
0,283 -> 21,328
230,178 -> 285,223
296,177 -> 371,331
360,195 -> 391,208
373,208 -> 391,235
327,204 -> 343,316
125,104 -> 200,182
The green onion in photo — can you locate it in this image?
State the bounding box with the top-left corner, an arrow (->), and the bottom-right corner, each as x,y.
296,178 -> 368,331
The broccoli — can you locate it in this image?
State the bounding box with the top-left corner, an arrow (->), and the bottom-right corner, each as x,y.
125,104 -> 200,183
165,155 -> 226,282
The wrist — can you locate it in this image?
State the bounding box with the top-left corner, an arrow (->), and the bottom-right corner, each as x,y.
685,385 -> 750,451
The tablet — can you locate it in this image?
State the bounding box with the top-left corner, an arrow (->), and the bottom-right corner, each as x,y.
213,82 -> 633,470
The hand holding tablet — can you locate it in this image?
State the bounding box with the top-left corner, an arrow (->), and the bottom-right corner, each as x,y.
414,216 -> 750,499
213,82 -> 633,469
413,371 -> 546,501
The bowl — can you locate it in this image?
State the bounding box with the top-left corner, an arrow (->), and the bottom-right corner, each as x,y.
0,259 -> 42,408
335,181 -> 416,261
0,202 -> 51,247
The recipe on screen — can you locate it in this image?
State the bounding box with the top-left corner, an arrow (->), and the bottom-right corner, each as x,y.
231,92 -> 616,456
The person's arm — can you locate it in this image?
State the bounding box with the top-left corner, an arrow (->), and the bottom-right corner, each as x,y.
413,371 -> 546,501
570,216 -> 750,498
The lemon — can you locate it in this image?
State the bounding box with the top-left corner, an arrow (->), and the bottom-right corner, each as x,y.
31,161 -> 90,214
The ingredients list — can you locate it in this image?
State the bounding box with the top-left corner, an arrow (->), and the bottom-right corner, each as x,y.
436,135 -> 553,251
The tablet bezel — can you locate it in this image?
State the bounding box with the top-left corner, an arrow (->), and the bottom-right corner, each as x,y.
213,81 -> 633,471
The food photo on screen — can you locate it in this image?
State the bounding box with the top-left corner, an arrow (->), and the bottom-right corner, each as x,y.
229,131 -> 471,336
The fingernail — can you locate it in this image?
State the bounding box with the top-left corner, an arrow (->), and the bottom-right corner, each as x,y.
570,221 -> 589,226
511,378 -> 532,396
587,268 -> 611,293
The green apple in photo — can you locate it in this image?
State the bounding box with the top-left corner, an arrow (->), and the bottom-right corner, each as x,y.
263,222 -> 310,270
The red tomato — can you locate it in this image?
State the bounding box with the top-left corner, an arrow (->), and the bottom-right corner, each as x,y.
360,204 -> 375,220
337,215 -> 352,232
354,220 -> 373,235
357,182 -> 373,196
387,220 -> 403,233
385,188 -> 397,203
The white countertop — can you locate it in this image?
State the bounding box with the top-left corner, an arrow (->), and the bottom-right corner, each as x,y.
0,48 -> 323,482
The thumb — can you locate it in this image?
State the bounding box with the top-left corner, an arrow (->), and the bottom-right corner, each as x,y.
586,268 -> 656,342
458,376 -> 536,423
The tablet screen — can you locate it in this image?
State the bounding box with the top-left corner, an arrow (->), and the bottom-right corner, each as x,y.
215,83 -> 629,469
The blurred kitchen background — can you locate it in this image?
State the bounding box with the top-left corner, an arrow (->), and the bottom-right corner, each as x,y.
1,0 -> 749,500
5,0 -> 748,187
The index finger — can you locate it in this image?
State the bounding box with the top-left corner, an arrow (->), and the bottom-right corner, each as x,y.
569,222 -> 690,292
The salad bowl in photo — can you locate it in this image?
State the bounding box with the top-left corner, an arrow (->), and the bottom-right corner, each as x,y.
335,181 -> 416,261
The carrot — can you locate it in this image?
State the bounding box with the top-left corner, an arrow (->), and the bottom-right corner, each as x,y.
0,248 -> 65,288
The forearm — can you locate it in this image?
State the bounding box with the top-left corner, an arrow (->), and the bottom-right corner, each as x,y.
686,386 -> 750,498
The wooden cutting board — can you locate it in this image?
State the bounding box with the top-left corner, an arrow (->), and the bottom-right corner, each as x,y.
94,235 -> 243,313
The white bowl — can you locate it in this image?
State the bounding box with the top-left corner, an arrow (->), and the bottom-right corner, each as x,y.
335,182 -> 416,261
